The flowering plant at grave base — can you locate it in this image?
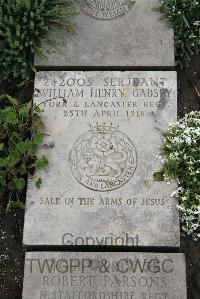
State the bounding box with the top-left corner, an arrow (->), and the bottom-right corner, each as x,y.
0,0 -> 78,85
159,111 -> 200,240
160,0 -> 200,67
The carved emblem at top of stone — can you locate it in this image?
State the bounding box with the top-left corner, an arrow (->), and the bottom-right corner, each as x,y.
82,0 -> 136,20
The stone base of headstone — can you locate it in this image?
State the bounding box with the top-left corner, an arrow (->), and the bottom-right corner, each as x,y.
22,252 -> 187,299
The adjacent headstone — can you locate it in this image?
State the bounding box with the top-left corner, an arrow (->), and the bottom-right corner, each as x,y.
23,71 -> 179,248
34,0 -> 174,68
22,252 -> 187,299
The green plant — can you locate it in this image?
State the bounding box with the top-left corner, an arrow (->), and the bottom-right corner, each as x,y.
0,0 -> 77,85
0,94 -> 48,212
160,112 -> 200,240
160,0 -> 200,67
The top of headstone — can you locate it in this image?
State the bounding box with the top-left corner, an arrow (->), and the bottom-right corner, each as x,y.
34,0 -> 175,68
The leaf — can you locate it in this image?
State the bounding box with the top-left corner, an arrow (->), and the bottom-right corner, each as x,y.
8,132 -> 22,148
7,111 -> 17,124
32,118 -> 45,130
6,95 -> 18,106
2,108 -> 18,125
26,101 -> 32,111
13,177 -> 26,191
17,140 -> 33,154
0,94 -> 7,101
6,200 -> 25,213
0,143 -> 4,151
35,156 -> 48,170
3,153 -> 20,167
36,177 -> 42,189
33,105 -> 44,113
33,132 -> 44,145
19,163 -> 27,175
19,105 -> 29,116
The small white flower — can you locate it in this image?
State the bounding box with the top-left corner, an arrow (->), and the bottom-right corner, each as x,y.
173,137 -> 179,143
178,187 -> 185,192
171,190 -> 177,197
185,135 -> 192,145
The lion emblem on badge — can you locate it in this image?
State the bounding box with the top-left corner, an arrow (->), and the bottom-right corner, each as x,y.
69,123 -> 137,191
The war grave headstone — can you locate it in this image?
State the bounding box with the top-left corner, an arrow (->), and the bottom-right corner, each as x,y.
23,70 -> 179,248
34,0 -> 175,68
22,252 -> 187,299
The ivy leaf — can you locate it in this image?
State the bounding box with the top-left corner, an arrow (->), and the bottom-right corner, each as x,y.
36,177 -> 42,189
35,156 -> 48,170
6,200 -> 25,213
13,177 -> 26,191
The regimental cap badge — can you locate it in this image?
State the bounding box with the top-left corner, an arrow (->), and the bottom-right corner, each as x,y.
70,123 -> 138,191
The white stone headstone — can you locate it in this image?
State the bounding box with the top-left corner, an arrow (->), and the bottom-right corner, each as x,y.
23,71 -> 179,248
22,252 -> 187,299
34,0 -> 174,68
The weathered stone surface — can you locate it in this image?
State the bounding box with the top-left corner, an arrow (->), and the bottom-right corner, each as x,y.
22,252 -> 187,299
23,71 -> 179,248
34,0 -> 174,68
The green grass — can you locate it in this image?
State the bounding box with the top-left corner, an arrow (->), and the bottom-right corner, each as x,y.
160,0 -> 200,67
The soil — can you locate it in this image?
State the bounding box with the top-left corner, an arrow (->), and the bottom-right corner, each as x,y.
177,55 -> 200,117
0,56 -> 200,299
0,210 -> 24,299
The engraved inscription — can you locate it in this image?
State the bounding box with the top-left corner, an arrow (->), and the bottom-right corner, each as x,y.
82,0 -> 136,20
23,253 -> 187,299
70,123 -> 137,191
